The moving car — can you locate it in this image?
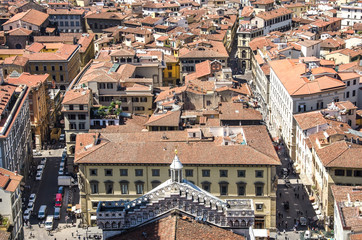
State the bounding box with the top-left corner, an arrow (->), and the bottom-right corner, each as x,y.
23,209 -> 31,221
38,205 -> 47,219
54,207 -> 61,220
45,215 -> 54,231
29,193 -> 36,203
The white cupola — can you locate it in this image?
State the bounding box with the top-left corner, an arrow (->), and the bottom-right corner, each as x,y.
170,149 -> 183,183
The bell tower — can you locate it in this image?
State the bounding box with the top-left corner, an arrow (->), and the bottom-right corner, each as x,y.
170,149 -> 183,183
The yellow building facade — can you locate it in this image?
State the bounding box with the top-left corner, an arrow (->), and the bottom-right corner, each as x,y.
163,55 -> 180,86
75,127 -> 280,230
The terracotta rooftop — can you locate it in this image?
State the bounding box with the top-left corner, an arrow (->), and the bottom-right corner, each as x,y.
0,167 -> 23,193
145,110 -> 181,127
219,102 -> 262,121
74,126 -> 280,165
269,59 -> 345,96
7,27 -> 32,36
338,72 -> 360,81
294,111 -> 327,131
109,214 -> 245,240
85,11 -> 127,20
3,55 -> 28,66
7,72 -> 48,88
62,88 -> 90,105
331,185 -> 362,233
3,9 -> 48,27
256,8 -> 293,20
48,8 -> 85,15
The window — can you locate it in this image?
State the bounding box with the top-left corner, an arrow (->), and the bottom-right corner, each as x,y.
52,75 -> 56,81
185,169 -> 193,177
167,65 -> 172,70
35,66 -> 39,71
135,169 -> 143,176
43,65 -> 47,71
105,181 -> 114,194
80,105 -> 84,110
255,182 -> 264,196
69,114 -> 76,120
353,79 -> 356,85
202,181 -> 211,192
60,75 -> 64,82
346,92 -> 350,98
107,83 -> 113,89
90,169 -> 97,176
202,170 -> 210,177
168,72 -> 172,78
69,105 -> 74,110
256,203 -> 263,211
78,114 -> 86,120
59,66 -> 63,71
105,169 -> 113,176
140,97 -> 147,102
79,122 -> 85,130
347,81 -> 350,86
219,182 -> 228,196
92,202 -> 98,208
346,170 -> 352,176
151,180 -> 161,189
237,182 -> 246,196
206,100 -> 211,106
52,66 -> 55,71
132,97 -> 139,102
120,181 -> 129,194
152,169 -> 160,176
238,170 -> 246,177
354,170 -> 362,177
220,170 -> 228,177
69,122 -> 76,130
135,181 -> 144,194
70,134 -> 76,141
90,181 -> 99,194
120,169 -> 128,176
255,170 -> 264,178
134,106 -> 145,111
352,90 -> 356,97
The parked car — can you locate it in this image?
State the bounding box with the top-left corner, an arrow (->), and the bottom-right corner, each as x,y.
57,186 -> 64,195
32,150 -> 42,156
284,179 -> 291,188
36,171 -> 43,181
62,151 -> 67,158
300,217 -> 307,226
23,209 -> 31,221
59,134 -> 65,142
54,207 -> 61,220
58,168 -> 64,176
60,162 -> 65,168
40,158 -> 47,166
55,193 -> 62,207
67,204 -> 72,212
29,193 -> 36,203
38,205 -> 47,219
27,202 -> 34,212
37,165 -> 44,171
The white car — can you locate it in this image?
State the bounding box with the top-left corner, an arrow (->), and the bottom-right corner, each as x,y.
40,158 -> 47,166
59,162 -> 65,168
23,209 -> 31,221
29,193 -> 36,203
37,165 -> 44,171
59,134 -> 65,142
36,171 -> 43,181
27,202 -> 34,212
58,169 -> 64,176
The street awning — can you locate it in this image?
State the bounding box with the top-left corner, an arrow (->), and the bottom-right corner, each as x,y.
253,229 -> 269,237
91,216 -> 97,220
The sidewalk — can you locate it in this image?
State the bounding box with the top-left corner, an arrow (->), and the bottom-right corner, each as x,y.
25,218 -> 102,240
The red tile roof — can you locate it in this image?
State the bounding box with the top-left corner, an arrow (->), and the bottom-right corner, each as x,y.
3,9 -> 48,27
0,168 -> 23,192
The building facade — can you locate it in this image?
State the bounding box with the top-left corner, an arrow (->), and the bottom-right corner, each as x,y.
0,168 -> 24,240
0,84 -> 32,181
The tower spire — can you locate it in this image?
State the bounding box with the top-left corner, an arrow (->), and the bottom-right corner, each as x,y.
170,148 -> 183,182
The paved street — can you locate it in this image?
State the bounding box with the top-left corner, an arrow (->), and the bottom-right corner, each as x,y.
23,149 -> 93,240
274,144 -> 321,240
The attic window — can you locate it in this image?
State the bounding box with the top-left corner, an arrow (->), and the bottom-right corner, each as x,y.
198,47 -> 205,51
